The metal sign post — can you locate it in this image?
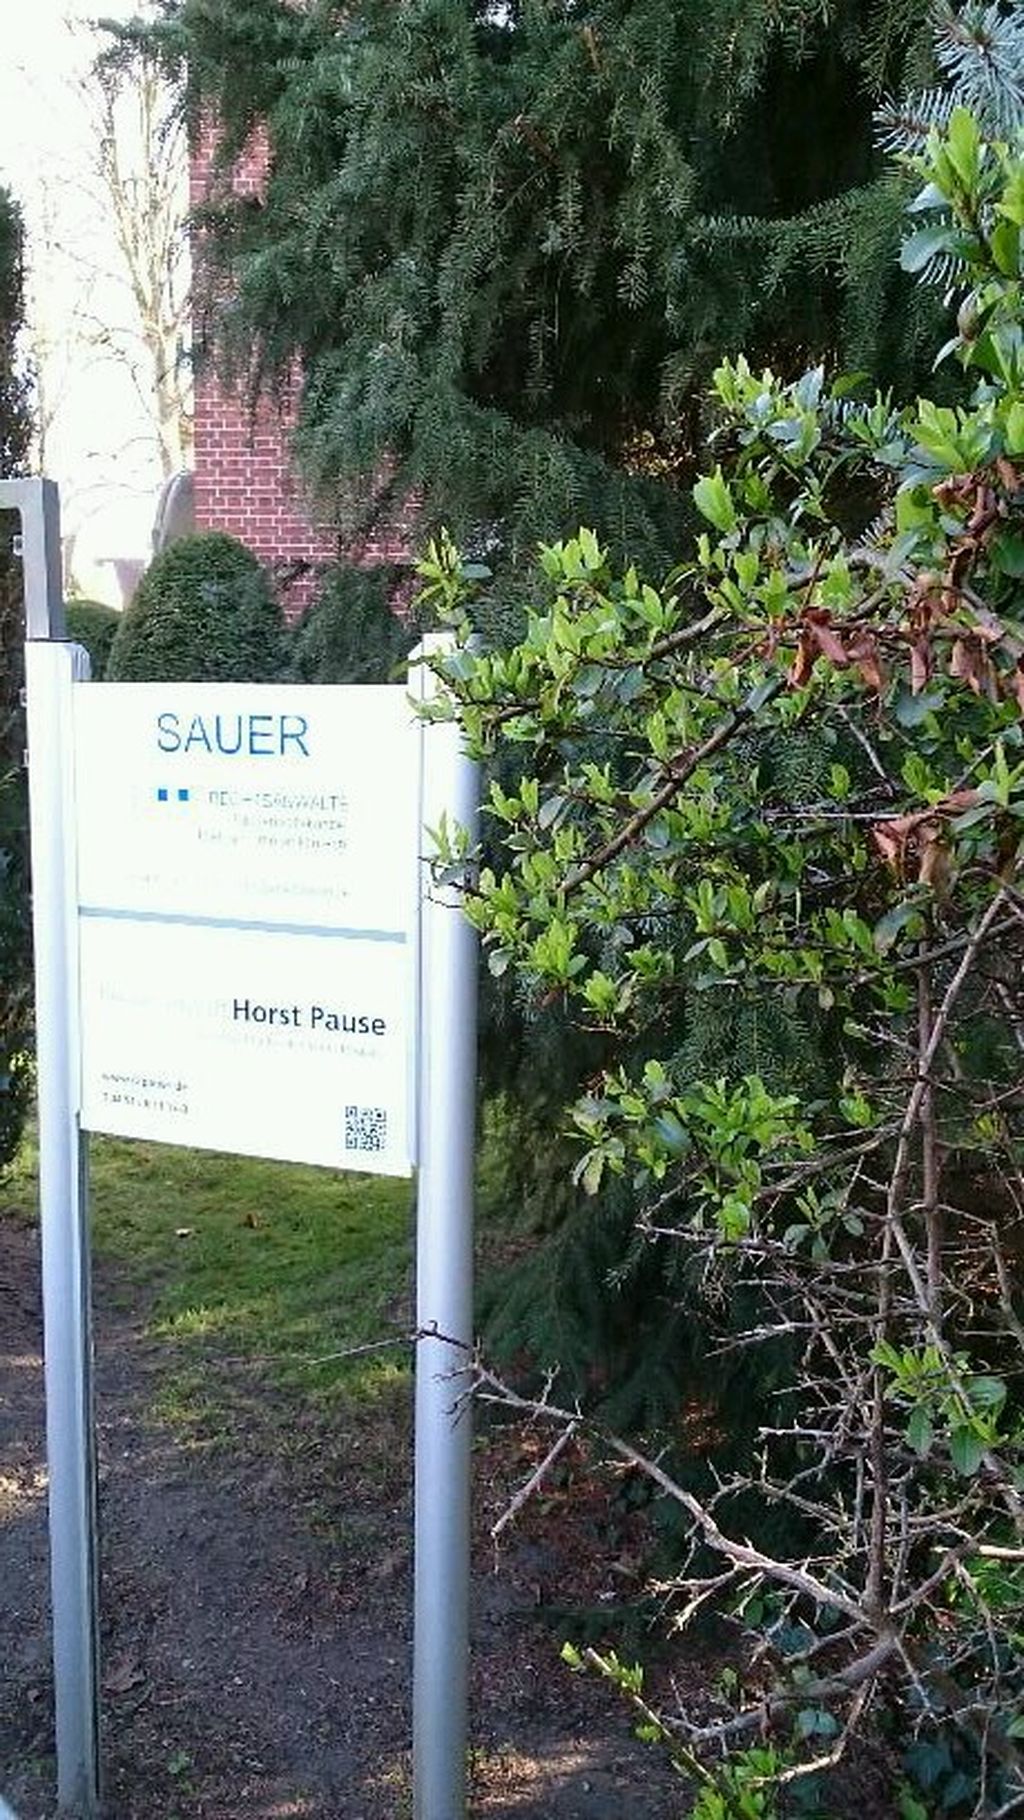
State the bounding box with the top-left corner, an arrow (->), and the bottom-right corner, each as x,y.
3,477 -> 101,1818
7,482 -> 482,1820
0,477 -> 64,640
412,636 -> 480,1820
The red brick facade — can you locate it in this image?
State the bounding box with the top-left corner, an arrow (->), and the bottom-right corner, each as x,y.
190,129 -> 412,613
191,370 -> 340,606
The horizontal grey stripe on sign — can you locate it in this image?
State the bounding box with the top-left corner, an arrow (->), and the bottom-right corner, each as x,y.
78,905 -> 409,944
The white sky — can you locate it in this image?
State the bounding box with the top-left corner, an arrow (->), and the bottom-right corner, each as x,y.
0,1 -> 183,601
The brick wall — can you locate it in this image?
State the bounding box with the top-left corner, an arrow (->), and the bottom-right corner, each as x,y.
191,372 -> 341,611
190,127 -> 412,615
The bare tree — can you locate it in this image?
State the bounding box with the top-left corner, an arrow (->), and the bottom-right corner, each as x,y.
12,20 -> 192,520
84,51 -> 192,479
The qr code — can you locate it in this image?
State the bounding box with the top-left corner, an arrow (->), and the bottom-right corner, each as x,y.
345,1105 -> 388,1153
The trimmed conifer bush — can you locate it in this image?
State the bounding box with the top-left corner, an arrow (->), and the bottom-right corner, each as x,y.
107,531 -> 285,682
65,600 -> 120,679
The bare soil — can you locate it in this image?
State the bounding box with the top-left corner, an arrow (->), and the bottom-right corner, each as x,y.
0,1211 -> 689,1819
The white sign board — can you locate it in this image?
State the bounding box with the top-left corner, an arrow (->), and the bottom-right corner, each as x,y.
72,682 -> 420,1174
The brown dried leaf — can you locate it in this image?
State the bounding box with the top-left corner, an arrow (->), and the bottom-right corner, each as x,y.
917,823 -> 951,892
910,639 -> 932,695
848,632 -> 886,693
941,788 -> 982,813
967,485 -> 996,535
788,636 -> 814,688
806,615 -> 849,668
949,637 -> 990,694
872,824 -> 906,870
872,793 -> 980,875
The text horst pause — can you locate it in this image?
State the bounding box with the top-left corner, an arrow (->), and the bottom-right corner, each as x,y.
232,997 -> 387,1037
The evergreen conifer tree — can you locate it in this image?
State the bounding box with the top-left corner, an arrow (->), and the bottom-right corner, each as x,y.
119,0 -> 946,582
112,2 -> 1022,1438
878,0 -> 1024,150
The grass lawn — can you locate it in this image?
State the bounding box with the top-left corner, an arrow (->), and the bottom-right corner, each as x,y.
6,1127 -> 415,1462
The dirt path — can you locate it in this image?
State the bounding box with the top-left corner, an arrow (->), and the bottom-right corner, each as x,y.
1,1211 -> 686,1818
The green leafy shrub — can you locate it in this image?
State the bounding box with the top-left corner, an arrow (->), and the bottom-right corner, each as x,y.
288,563 -> 420,684
422,105 -> 1024,1813
107,531 -> 285,682
65,600 -> 120,679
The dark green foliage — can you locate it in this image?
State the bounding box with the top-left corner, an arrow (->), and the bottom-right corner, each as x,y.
0,722 -> 32,1168
480,1162 -> 786,1440
473,706 -> 845,1421
288,562 -> 420,684
0,189 -> 28,479
0,184 -> 31,1172
65,600 -> 121,680
117,0 -> 945,584
107,531 -> 285,682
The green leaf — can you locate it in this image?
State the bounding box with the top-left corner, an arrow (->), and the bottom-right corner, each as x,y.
580,1150 -> 606,1196
874,901 -> 923,954
872,1339 -> 903,1374
1005,400 -> 1024,456
945,107 -> 980,191
797,1706 -> 840,1739
900,226 -> 950,274
906,1406 -> 934,1459
635,1723 -> 663,1744
693,468 -> 738,536
991,532 -> 1024,579
950,1425 -> 987,1477
968,1374 -> 1007,1412
907,182 -> 947,216
894,688 -> 944,729
654,1111 -> 689,1154
839,1093 -> 875,1129
990,217 -> 1021,278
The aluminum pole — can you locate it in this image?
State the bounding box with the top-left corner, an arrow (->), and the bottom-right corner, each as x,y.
10,476 -> 100,1816
0,477 -> 65,638
411,634 -> 479,1820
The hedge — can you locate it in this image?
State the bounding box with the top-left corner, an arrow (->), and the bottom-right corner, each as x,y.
107,532 -> 285,682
